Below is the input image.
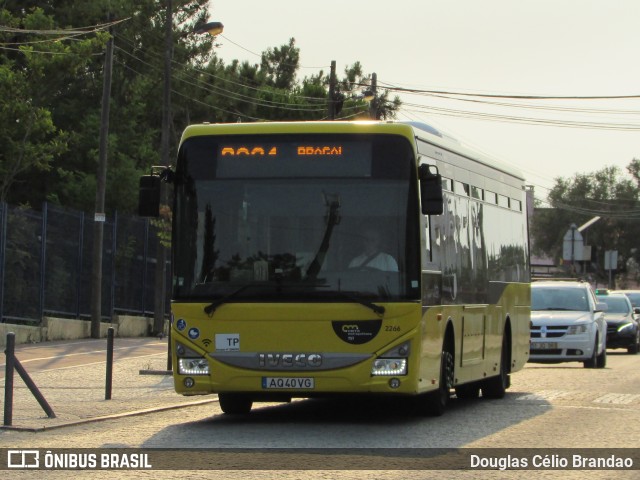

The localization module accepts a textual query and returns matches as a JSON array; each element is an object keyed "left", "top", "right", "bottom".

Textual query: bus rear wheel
[
  {"left": 218, "top": 393, "right": 253, "bottom": 415},
  {"left": 482, "top": 334, "right": 510, "bottom": 399}
]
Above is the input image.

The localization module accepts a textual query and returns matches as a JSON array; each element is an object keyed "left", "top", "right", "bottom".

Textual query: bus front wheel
[
  {"left": 421, "top": 345, "right": 454, "bottom": 416},
  {"left": 218, "top": 393, "right": 253, "bottom": 415}
]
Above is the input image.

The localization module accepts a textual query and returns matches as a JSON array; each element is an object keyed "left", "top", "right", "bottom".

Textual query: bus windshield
[{"left": 172, "top": 133, "right": 420, "bottom": 303}]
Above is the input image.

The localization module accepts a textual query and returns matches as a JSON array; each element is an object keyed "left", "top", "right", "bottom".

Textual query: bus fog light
[
  {"left": 371, "top": 358, "right": 407, "bottom": 376},
  {"left": 388, "top": 378, "right": 401, "bottom": 388},
  {"left": 178, "top": 358, "right": 210, "bottom": 375},
  {"left": 184, "top": 377, "right": 195, "bottom": 388}
]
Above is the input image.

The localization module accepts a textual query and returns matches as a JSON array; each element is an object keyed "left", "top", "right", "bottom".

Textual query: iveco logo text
[{"left": 258, "top": 353, "right": 322, "bottom": 368}]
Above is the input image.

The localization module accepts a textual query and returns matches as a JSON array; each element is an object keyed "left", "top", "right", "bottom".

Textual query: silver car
[{"left": 530, "top": 281, "right": 607, "bottom": 368}]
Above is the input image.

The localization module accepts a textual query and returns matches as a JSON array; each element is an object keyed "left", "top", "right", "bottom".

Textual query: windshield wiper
[
  {"left": 305, "top": 193, "right": 341, "bottom": 280},
  {"left": 335, "top": 291, "right": 385, "bottom": 316},
  {"left": 204, "top": 285, "right": 253, "bottom": 316}
]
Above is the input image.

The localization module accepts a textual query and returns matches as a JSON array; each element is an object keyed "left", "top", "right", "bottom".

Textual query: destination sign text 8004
[{"left": 220, "top": 145, "right": 344, "bottom": 157}]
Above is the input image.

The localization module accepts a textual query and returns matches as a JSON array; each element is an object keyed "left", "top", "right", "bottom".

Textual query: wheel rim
[{"left": 442, "top": 350, "right": 454, "bottom": 393}]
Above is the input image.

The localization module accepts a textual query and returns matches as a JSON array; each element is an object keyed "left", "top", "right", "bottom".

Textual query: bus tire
[
  {"left": 218, "top": 393, "right": 253, "bottom": 415},
  {"left": 423, "top": 340, "right": 454, "bottom": 416},
  {"left": 482, "top": 334, "right": 510, "bottom": 399}
]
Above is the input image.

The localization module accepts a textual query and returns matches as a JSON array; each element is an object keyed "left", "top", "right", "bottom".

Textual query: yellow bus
[{"left": 139, "top": 120, "right": 530, "bottom": 415}]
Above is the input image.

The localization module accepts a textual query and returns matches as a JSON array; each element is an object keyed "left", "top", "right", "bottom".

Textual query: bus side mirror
[
  {"left": 419, "top": 164, "right": 443, "bottom": 215},
  {"left": 138, "top": 175, "right": 161, "bottom": 217}
]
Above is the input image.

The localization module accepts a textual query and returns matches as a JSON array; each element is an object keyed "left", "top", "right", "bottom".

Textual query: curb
[{"left": 0, "top": 398, "right": 218, "bottom": 433}]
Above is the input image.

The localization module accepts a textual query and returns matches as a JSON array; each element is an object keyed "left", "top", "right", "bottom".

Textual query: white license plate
[
  {"left": 533, "top": 342, "right": 558, "bottom": 349},
  {"left": 262, "top": 377, "right": 315, "bottom": 389}
]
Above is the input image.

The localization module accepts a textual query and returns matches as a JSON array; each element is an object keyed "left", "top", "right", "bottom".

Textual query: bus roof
[{"left": 180, "top": 120, "right": 524, "bottom": 182}]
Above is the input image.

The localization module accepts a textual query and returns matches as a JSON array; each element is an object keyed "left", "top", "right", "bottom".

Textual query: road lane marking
[
  {"left": 0, "top": 353, "right": 168, "bottom": 376},
  {"left": 593, "top": 393, "right": 640, "bottom": 404},
  {"left": 0, "top": 345, "right": 167, "bottom": 368},
  {"left": 516, "top": 390, "right": 569, "bottom": 401}
]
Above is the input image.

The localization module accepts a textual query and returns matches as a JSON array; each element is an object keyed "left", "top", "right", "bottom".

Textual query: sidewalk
[{"left": 0, "top": 352, "right": 217, "bottom": 432}]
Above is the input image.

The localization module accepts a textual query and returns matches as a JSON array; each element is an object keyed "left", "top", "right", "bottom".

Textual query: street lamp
[{"left": 195, "top": 21, "right": 224, "bottom": 36}]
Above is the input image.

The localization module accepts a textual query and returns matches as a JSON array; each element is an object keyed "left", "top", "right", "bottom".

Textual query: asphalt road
[
  {"left": 0, "top": 337, "right": 169, "bottom": 379},
  {"left": 1, "top": 343, "right": 639, "bottom": 479}
]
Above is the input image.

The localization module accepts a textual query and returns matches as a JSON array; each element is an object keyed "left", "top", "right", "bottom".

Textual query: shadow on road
[{"left": 140, "top": 390, "right": 548, "bottom": 449}]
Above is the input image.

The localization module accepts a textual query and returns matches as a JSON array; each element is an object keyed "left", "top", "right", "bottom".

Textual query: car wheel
[
  {"left": 596, "top": 343, "right": 607, "bottom": 369},
  {"left": 218, "top": 393, "right": 253, "bottom": 415},
  {"left": 627, "top": 332, "right": 640, "bottom": 354},
  {"left": 583, "top": 337, "right": 598, "bottom": 368}
]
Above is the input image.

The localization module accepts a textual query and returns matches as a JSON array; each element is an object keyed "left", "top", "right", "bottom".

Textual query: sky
[{"left": 208, "top": 0, "right": 640, "bottom": 203}]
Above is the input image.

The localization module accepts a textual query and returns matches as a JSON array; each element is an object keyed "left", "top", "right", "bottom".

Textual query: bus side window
[{"left": 419, "top": 164, "right": 444, "bottom": 215}]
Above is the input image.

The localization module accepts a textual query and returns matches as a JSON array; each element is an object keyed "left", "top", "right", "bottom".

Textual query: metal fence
[{"left": 0, "top": 202, "right": 169, "bottom": 325}]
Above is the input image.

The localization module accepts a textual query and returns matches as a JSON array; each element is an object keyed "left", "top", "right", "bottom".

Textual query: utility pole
[
  {"left": 90, "top": 22, "right": 114, "bottom": 339},
  {"left": 153, "top": 0, "right": 172, "bottom": 336},
  {"left": 328, "top": 60, "right": 336, "bottom": 120},
  {"left": 369, "top": 72, "right": 378, "bottom": 119}
]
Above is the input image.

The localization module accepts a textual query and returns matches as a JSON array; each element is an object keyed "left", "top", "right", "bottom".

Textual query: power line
[
  {"left": 400, "top": 103, "right": 640, "bottom": 131},
  {"left": 219, "top": 34, "right": 331, "bottom": 70},
  {"left": 0, "top": 18, "right": 129, "bottom": 36},
  {"left": 375, "top": 81, "right": 640, "bottom": 100},
  {"left": 115, "top": 34, "right": 330, "bottom": 106},
  {"left": 114, "top": 45, "right": 328, "bottom": 113},
  {"left": 421, "top": 92, "right": 640, "bottom": 116}
]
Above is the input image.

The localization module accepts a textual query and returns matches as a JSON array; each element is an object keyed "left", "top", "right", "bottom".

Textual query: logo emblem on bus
[
  {"left": 258, "top": 353, "right": 322, "bottom": 369},
  {"left": 540, "top": 325, "right": 548, "bottom": 338},
  {"left": 332, "top": 320, "right": 382, "bottom": 344}
]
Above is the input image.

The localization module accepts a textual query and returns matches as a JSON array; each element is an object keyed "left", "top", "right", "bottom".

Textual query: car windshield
[
  {"left": 599, "top": 296, "right": 630, "bottom": 314},
  {"left": 532, "top": 286, "right": 589, "bottom": 311},
  {"left": 623, "top": 292, "right": 640, "bottom": 307}
]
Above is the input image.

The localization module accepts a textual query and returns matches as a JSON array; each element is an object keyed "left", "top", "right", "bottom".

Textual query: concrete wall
[{"left": 0, "top": 315, "right": 160, "bottom": 348}]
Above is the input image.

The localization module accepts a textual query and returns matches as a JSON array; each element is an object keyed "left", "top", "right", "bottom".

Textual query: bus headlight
[
  {"left": 178, "top": 358, "right": 210, "bottom": 375},
  {"left": 371, "top": 341, "right": 410, "bottom": 376},
  {"left": 371, "top": 358, "right": 407, "bottom": 376}
]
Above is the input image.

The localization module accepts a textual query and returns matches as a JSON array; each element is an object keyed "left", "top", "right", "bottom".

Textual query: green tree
[
  {"left": 531, "top": 163, "right": 640, "bottom": 281},
  {"left": 0, "top": 2, "right": 401, "bottom": 214},
  {"left": 260, "top": 37, "right": 299, "bottom": 90}
]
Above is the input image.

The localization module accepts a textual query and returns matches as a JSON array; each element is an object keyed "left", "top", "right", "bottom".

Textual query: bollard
[
  {"left": 3, "top": 332, "right": 55, "bottom": 424},
  {"left": 3, "top": 332, "right": 15, "bottom": 426},
  {"left": 105, "top": 327, "right": 114, "bottom": 400}
]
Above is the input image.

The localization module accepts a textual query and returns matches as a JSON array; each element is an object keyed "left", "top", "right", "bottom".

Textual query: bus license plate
[
  {"left": 534, "top": 342, "right": 558, "bottom": 349},
  {"left": 262, "top": 377, "right": 315, "bottom": 389}
]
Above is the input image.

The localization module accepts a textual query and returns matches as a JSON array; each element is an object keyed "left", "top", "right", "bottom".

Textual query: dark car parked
[{"left": 597, "top": 291, "right": 640, "bottom": 354}]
